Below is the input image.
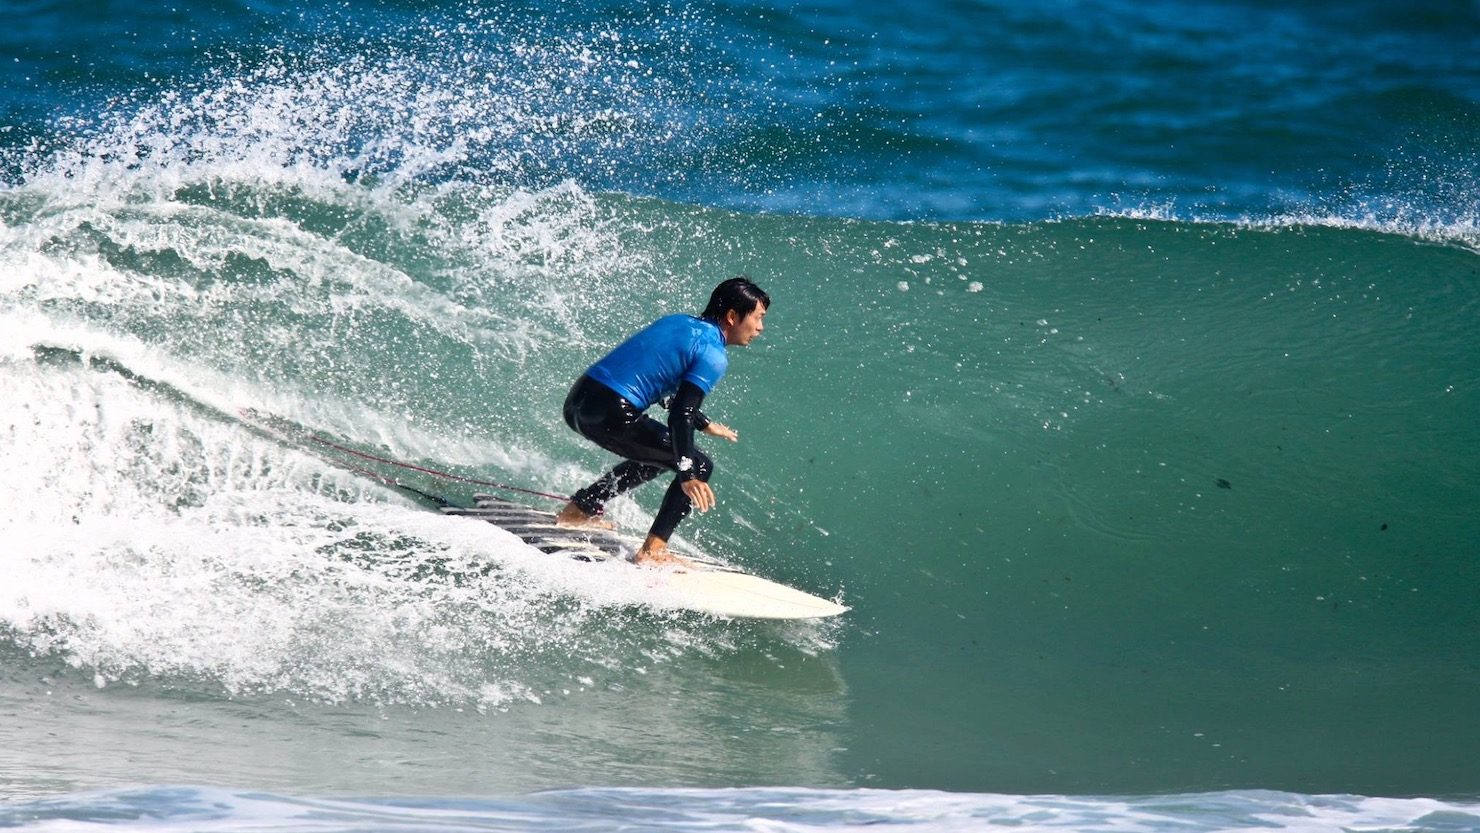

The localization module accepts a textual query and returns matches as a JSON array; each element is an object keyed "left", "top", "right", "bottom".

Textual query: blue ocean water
[
  {"left": 6, "top": 0, "right": 1478, "bottom": 225},
  {"left": 3, "top": 0, "right": 1479, "bottom": 830}
]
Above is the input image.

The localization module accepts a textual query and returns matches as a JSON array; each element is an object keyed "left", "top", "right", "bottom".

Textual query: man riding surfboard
[{"left": 556, "top": 277, "right": 769, "bottom": 566}]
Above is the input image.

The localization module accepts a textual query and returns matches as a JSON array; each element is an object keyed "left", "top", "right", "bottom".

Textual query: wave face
[{"left": 2, "top": 0, "right": 1478, "bottom": 818}]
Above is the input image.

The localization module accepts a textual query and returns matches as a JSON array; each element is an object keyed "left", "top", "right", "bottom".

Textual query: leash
[
  {"left": 240, "top": 408, "right": 566, "bottom": 504},
  {"left": 304, "top": 434, "right": 568, "bottom": 503}
]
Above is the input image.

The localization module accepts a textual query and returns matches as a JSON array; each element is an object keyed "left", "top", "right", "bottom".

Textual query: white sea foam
[
  {"left": 1093, "top": 203, "right": 1480, "bottom": 253},
  {"left": 0, "top": 317, "right": 812, "bottom": 708},
  {"left": 2, "top": 786, "right": 1476, "bottom": 833},
  {"left": 0, "top": 50, "right": 798, "bottom": 705}
]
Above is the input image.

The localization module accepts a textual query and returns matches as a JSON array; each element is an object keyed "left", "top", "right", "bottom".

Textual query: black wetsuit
[
  {"left": 563, "top": 376, "right": 714, "bottom": 541},
  {"left": 562, "top": 314, "right": 728, "bottom": 542}
]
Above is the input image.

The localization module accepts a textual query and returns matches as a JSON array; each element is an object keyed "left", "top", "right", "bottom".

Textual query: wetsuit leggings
[{"left": 563, "top": 375, "right": 714, "bottom": 542}]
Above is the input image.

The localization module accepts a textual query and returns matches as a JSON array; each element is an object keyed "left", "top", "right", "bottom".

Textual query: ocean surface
[{"left": 3, "top": 0, "right": 1480, "bottom": 830}]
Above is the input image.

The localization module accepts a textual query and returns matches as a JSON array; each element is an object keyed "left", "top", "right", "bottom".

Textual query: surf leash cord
[
  {"left": 239, "top": 408, "right": 567, "bottom": 504},
  {"left": 305, "top": 434, "right": 568, "bottom": 503}
]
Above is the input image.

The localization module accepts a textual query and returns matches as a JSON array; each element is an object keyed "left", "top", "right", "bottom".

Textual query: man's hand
[
  {"left": 703, "top": 422, "right": 738, "bottom": 442},
  {"left": 682, "top": 479, "right": 717, "bottom": 512}
]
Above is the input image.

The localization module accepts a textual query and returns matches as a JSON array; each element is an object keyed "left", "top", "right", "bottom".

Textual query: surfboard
[
  {"left": 445, "top": 495, "right": 848, "bottom": 620},
  {"left": 232, "top": 408, "right": 845, "bottom": 620}
]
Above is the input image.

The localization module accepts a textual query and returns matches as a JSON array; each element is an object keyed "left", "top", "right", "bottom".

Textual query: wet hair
[{"left": 700, "top": 276, "right": 770, "bottom": 322}]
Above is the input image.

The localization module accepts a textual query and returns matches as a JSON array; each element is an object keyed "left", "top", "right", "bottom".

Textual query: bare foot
[
  {"left": 633, "top": 545, "right": 694, "bottom": 570},
  {"left": 554, "top": 502, "right": 616, "bottom": 530}
]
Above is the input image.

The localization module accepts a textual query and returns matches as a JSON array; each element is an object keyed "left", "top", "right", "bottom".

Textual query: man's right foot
[
  {"left": 633, "top": 546, "right": 694, "bottom": 569},
  {"left": 555, "top": 502, "right": 616, "bottom": 530}
]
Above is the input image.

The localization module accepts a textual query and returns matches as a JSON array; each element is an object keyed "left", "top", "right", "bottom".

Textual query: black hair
[{"left": 700, "top": 276, "right": 770, "bottom": 322}]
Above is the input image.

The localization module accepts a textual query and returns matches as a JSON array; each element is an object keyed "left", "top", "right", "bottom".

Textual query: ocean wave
[{"left": 2, "top": 785, "right": 1477, "bottom": 833}]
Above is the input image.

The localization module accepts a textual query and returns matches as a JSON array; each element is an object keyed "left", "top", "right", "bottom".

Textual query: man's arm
[
  {"left": 668, "top": 381, "right": 710, "bottom": 479},
  {"left": 673, "top": 381, "right": 734, "bottom": 513}
]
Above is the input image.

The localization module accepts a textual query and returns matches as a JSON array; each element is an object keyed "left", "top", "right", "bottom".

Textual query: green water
[
  {"left": 703, "top": 215, "right": 1480, "bottom": 793},
  {"left": 3, "top": 178, "right": 1478, "bottom": 795}
]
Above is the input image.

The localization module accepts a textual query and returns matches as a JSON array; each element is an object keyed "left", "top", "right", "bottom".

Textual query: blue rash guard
[
  {"left": 564, "top": 314, "right": 729, "bottom": 541},
  {"left": 584, "top": 314, "right": 728, "bottom": 409}
]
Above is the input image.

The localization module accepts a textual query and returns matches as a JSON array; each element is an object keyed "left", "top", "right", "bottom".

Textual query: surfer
[{"left": 556, "top": 277, "right": 769, "bottom": 567}]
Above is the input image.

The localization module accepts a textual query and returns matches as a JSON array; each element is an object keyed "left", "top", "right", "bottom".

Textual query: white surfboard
[{"left": 446, "top": 495, "right": 848, "bottom": 620}]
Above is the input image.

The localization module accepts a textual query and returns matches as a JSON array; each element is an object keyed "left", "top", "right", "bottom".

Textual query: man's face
[{"left": 726, "top": 304, "right": 767, "bottom": 346}]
